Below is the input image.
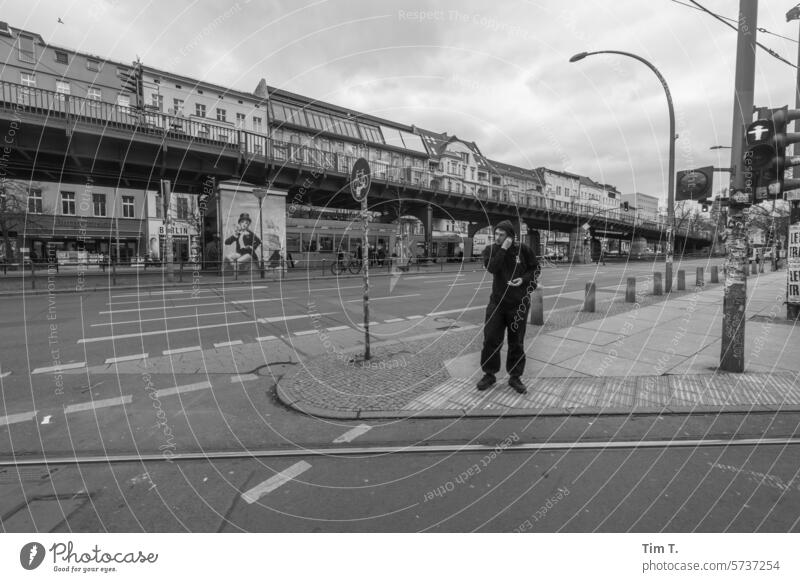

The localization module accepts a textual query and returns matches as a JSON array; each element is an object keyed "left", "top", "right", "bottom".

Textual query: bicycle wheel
[
  {"left": 348, "top": 259, "right": 362, "bottom": 274},
  {"left": 330, "top": 261, "right": 343, "bottom": 276}
]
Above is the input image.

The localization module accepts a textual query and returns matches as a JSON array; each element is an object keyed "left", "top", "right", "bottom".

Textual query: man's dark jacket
[
  {"left": 224, "top": 230, "right": 261, "bottom": 255},
  {"left": 482, "top": 243, "right": 540, "bottom": 306}
]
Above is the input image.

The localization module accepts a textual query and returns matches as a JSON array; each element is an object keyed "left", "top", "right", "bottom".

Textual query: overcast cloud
[{"left": 3, "top": 0, "right": 799, "bottom": 208}]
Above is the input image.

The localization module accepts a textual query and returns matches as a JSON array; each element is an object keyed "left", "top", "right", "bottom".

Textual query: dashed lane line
[
  {"left": 293, "top": 330, "right": 318, "bottom": 336},
  {"left": 345, "top": 293, "right": 420, "bottom": 303},
  {"left": 256, "top": 335, "right": 279, "bottom": 342},
  {"left": 0, "top": 411, "right": 37, "bottom": 427},
  {"left": 231, "top": 374, "right": 260, "bottom": 383},
  {"left": 163, "top": 346, "right": 202, "bottom": 356},
  {"left": 92, "top": 310, "right": 246, "bottom": 327},
  {"left": 383, "top": 318, "right": 405, "bottom": 323},
  {"left": 99, "top": 297, "right": 294, "bottom": 315},
  {"left": 105, "top": 353, "right": 148, "bottom": 365},
  {"left": 31, "top": 362, "right": 87, "bottom": 375},
  {"left": 241, "top": 461, "right": 313, "bottom": 504},
  {"left": 64, "top": 395, "right": 132, "bottom": 414},
  {"left": 154, "top": 381, "right": 212, "bottom": 399},
  {"left": 111, "top": 286, "right": 269, "bottom": 299},
  {"left": 333, "top": 424, "right": 373, "bottom": 444},
  {"left": 214, "top": 340, "right": 243, "bottom": 348},
  {"left": 427, "top": 306, "right": 484, "bottom": 317},
  {"left": 0, "top": 371, "right": 11, "bottom": 379}
]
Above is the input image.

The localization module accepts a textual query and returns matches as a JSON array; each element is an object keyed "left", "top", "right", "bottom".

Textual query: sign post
[{"left": 350, "top": 158, "right": 372, "bottom": 360}]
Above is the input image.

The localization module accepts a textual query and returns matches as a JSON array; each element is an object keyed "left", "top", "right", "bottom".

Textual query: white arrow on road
[{"left": 333, "top": 424, "right": 373, "bottom": 444}]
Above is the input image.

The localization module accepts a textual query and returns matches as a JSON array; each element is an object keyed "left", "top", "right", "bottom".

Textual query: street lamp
[
  {"left": 252, "top": 188, "right": 267, "bottom": 279},
  {"left": 570, "top": 50, "right": 676, "bottom": 291}
]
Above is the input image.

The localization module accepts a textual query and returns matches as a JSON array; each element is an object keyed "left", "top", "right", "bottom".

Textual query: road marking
[
  {"left": 445, "top": 281, "right": 492, "bottom": 287},
  {"left": 0, "top": 411, "right": 37, "bottom": 427},
  {"left": 64, "top": 395, "right": 132, "bottom": 414},
  {"left": 31, "top": 361, "right": 87, "bottom": 375},
  {"left": 92, "top": 310, "right": 246, "bottom": 327},
  {"left": 294, "top": 329, "right": 318, "bottom": 336},
  {"left": 0, "top": 371, "right": 11, "bottom": 378},
  {"left": 345, "top": 293, "right": 420, "bottom": 303},
  {"left": 383, "top": 318, "right": 405, "bottom": 323},
  {"left": 41, "top": 415, "right": 52, "bottom": 425},
  {"left": 163, "top": 346, "right": 202, "bottom": 356},
  {"left": 413, "top": 274, "right": 466, "bottom": 281},
  {"left": 307, "top": 285, "right": 362, "bottom": 292},
  {"left": 99, "top": 297, "right": 293, "bottom": 315},
  {"left": 111, "top": 286, "right": 269, "bottom": 299},
  {"left": 214, "top": 340, "right": 243, "bottom": 348},
  {"left": 427, "top": 306, "right": 484, "bottom": 316},
  {"left": 326, "top": 325, "right": 351, "bottom": 332},
  {"left": 154, "top": 381, "right": 212, "bottom": 398},
  {"left": 105, "top": 353, "right": 148, "bottom": 365},
  {"left": 241, "top": 461, "right": 312, "bottom": 504},
  {"left": 406, "top": 315, "right": 424, "bottom": 320},
  {"left": 256, "top": 335, "right": 278, "bottom": 342},
  {"left": 257, "top": 313, "right": 334, "bottom": 324},
  {"left": 333, "top": 424, "right": 372, "bottom": 443},
  {"left": 231, "top": 374, "right": 260, "bottom": 383}
]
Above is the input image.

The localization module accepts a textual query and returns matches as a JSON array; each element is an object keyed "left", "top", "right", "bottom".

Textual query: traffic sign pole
[{"left": 350, "top": 158, "right": 372, "bottom": 361}]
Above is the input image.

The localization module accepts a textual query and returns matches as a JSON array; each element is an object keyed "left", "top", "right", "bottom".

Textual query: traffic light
[
  {"left": 622, "top": 201, "right": 629, "bottom": 211},
  {"left": 745, "top": 107, "right": 800, "bottom": 201},
  {"left": 118, "top": 60, "right": 142, "bottom": 101}
]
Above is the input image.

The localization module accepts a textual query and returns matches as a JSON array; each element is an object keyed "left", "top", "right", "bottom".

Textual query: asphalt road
[{"left": 5, "top": 256, "right": 795, "bottom": 533}]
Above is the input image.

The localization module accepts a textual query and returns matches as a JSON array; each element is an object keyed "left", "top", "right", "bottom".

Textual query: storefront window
[
  {"left": 301, "top": 234, "right": 317, "bottom": 252},
  {"left": 286, "top": 233, "right": 301, "bottom": 253},
  {"left": 318, "top": 235, "right": 333, "bottom": 253}
]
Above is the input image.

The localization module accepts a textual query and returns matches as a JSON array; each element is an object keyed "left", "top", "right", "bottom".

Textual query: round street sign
[{"left": 350, "top": 158, "right": 371, "bottom": 202}]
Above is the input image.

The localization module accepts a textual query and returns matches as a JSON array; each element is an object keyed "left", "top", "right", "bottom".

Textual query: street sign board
[
  {"left": 786, "top": 190, "right": 800, "bottom": 201},
  {"left": 788, "top": 223, "right": 800, "bottom": 305},
  {"left": 350, "top": 158, "right": 371, "bottom": 202},
  {"left": 676, "top": 166, "right": 713, "bottom": 201}
]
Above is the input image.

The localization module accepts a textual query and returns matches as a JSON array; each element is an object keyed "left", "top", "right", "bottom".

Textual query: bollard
[
  {"left": 112, "top": 261, "right": 117, "bottom": 286},
  {"left": 750, "top": 262, "right": 757, "bottom": 275},
  {"left": 583, "top": 282, "right": 596, "bottom": 312},
  {"left": 758, "top": 261, "right": 764, "bottom": 274},
  {"left": 234, "top": 259, "right": 238, "bottom": 280},
  {"left": 179, "top": 261, "right": 184, "bottom": 283},
  {"left": 677, "top": 270, "right": 685, "bottom": 291},
  {"left": 30, "top": 260, "right": 36, "bottom": 290},
  {"left": 696, "top": 266, "right": 704, "bottom": 287},
  {"left": 529, "top": 287, "right": 544, "bottom": 325},
  {"left": 653, "top": 272, "right": 662, "bottom": 296},
  {"left": 625, "top": 277, "right": 636, "bottom": 303},
  {"left": 711, "top": 265, "right": 719, "bottom": 283}
]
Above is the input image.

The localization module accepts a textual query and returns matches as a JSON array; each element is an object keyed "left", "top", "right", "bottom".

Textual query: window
[
  {"left": 20, "top": 72, "right": 35, "bottom": 87},
  {"left": 359, "top": 124, "right": 382, "bottom": 143},
  {"left": 56, "top": 80, "right": 70, "bottom": 95},
  {"left": 176, "top": 197, "right": 189, "bottom": 220},
  {"left": 252, "top": 116, "right": 262, "bottom": 132},
  {"left": 61, "top": 192, "right": 76, "bottom": 215},
  {"left": 151, "top": 94, "right": 163, "bottom": 111},
  {"left": 236, "top": 113, "right": 246, "bottom": 128},
  {"left": 87, "top": 87, "right": 101, "bottom": 101},
  {"left": 86, "top": 58, "right": 99, "bottom": 71},
  {"left": 172, "top": 98, "right": 184, "bottom": 114},
  {"left": 122, "top": 196, "right": 134, "bottom": 218},
  {"left": 305, "top": 110, "right": 333, "bottom": 132},
  {"left": 116, "top": 95, "right": 130, "bottom": 108},
  {"left": 154, "top": 195, "right": 162, "bottom": 218},
  {"left": 92, "top": 193, "right": 106, "bottom": 217},
  {"left": 195, "top": 103, "right": 206, "bottom": 117},
  {"left": 27, "top": 189, "right": 42, "bottom": 214},
  {"left": 318, "top": 235, "right": 333, "bottom": 253},
  {"left": 54, "top": 50, "right": 68, "bottom": 64},
  {"left": 18, "top": 35, "right": 35, "bottom": 63},
  {"left": 216, "top": 108, "right": 226, "bottom": 122},
  {"left": 271, "top": 103, "right": 302, "bottom": 125},
  {"left": 286, "top": 233, "right": 301, "bottom": 253}
]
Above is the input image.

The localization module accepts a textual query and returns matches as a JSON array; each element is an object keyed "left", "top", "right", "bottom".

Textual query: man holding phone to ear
[{"left": 477, "top": 220, "right": 541, "bottom": 394}]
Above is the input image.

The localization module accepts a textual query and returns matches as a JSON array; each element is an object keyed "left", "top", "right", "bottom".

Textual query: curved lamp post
[{"left": 570, "top": 50, "right": 676, "bottom": 290}]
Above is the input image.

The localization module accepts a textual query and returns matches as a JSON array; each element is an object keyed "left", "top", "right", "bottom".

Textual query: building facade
[{"left": 621, "top": 192, "right": 659, "bottom": 221}]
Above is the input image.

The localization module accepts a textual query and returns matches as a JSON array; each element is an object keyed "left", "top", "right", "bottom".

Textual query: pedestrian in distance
[{"left": 477, "top": 220, "right": 541, "bottom": 394}]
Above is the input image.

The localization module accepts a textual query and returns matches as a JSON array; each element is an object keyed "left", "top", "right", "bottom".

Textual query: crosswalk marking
[
  {"left": 64, "top": 395, "right": 132, "bottom": 414},
  {"left": 241, "top": 461, "right": 312, "bottom": 504},
  {"left": 0, "top": 410, "right": 37, "bottom": 427},
  {"left": 163, "top": 346, "right": 202, "bottom": 356},
  {"left": 105, "top": 353, "right": 148, "bottom": 365},
  {"left": 154, "top": 381, "right": 212, "bottom": 398},
  {"left": 333, "top": 424, "right": 372, "bottom": 443},
  {"left": 31, "top": 361, "right": 87, "bottom": 375},
  {"left": 214, "top": 340, "right": 243, "bottom": 348}
]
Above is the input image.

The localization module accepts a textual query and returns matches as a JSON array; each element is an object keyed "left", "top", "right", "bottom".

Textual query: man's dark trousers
[{"left": 480, "top": 299, "right": 530, "bottom": 378}]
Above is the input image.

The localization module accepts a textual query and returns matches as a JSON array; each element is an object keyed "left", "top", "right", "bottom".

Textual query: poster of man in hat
[{"left": 224, "top": 212, "right": 261, "bottom": 269}]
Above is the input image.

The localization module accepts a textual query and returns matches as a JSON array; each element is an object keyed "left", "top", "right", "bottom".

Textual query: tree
[{"left": 0, "top": 180, "right": 50, "bottom": 262}]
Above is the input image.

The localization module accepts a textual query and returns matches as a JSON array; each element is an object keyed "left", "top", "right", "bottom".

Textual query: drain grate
[{"left": 0, "top": 467, "right": 56, "bottom": 484}]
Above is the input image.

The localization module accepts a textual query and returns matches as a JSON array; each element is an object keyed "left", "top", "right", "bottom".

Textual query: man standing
[
  {"left": 224, "top": 213, "right": 261, "bottom": 270},
  {"left": 477, "top": 220, "right": 540, "bottom": 394}
]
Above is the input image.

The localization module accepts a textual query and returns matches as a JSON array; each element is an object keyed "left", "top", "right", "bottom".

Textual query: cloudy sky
[{"left": 4, "top": 0, "right": 799, "bottom": 207}]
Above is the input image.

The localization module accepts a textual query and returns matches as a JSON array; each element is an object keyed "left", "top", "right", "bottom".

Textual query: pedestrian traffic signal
[
  {"left": 746, "top": 107, "right": 800, "bottom": 200},
  {"left": 622, "top": 201, "right": 629, "bottom": 211}
]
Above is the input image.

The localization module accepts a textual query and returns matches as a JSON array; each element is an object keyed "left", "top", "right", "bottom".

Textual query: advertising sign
[{"left": 788, "top": 223, "right": 800, "bottom": 305}]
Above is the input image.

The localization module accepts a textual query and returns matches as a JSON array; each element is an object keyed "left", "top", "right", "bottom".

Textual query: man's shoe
[
  {"left": 509, "top": 376, "right": 527, "bottom": 394},
  {"left": 476, "top": 374, "right": 496, "bottom": 391}
]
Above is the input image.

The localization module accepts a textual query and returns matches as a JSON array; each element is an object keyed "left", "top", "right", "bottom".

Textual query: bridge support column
[
  {"left": 424, "top": 204, "right": 433, "bottom": 259},
  {"left": 568, "top": 228, "right": 586, "bottom": 264}
]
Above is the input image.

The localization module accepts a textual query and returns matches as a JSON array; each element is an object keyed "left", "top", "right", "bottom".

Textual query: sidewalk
[{"left": 276, "top": 269, "right": 800, "bottom": 419}]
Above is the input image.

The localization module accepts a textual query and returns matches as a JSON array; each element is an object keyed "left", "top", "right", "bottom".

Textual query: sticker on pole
[{"left": 350, "top": 158, "right": 371, "bottom": 202}]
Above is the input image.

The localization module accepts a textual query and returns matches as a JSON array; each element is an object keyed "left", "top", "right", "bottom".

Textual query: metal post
[
  {"left": 626, "top": 277, "right": 636, "bottom": 302},
  {"left": 258, "top": 196, "right": 265, "bottom": 279},
  {"left": 677, "top": 270, "right": 685, "bottom": 291},
  {"left": 696, "top": 266, "right": 705, "bottom": 287},
  {"left": 583, "top": 282, "right": 596, "bottom": 312},
  {"left": 653, "top": 272, "right": 663, "bottom": 295},
  {"left": 711, "top": 265, "right": 719, "bottom": 283},
  {"left": 529, "top": 287, "right": 544, "bottom": 325},
  {"left": 721, "top": 0, "right": 757, "bottom": 373},
  {"left": 362, "top": 197, "right": 370, "bottom": 360},
  {"left": 789, "top": 11, "right": 800, "bottom": 321}
]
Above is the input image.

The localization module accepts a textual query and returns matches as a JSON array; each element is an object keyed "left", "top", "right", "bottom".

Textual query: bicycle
[{"left": 330, "top": 255, "right": 363, "bottom": 275}]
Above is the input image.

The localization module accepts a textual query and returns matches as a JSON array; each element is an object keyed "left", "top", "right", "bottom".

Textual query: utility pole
[
  {"left": 789, "top": 5, "right": 800, "bottom": 320},
  {"left": 720, "top": 0, "right": 758, "bottom": 373}
]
